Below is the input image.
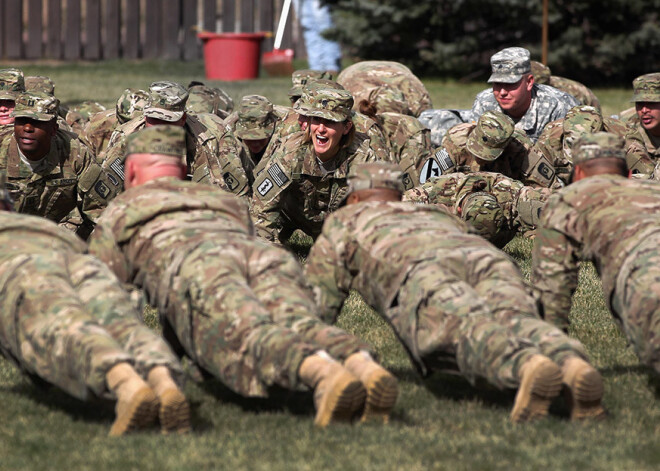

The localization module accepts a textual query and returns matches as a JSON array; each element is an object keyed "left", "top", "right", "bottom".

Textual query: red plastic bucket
[{"left": 198, "top": 32, "right": 267, "bottom": 81}]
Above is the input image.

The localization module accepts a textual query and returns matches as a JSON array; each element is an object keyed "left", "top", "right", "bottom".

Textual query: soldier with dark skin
[
  {"left": 532, "top": 132, "right": 660, "bottom": 376},
  {"left": 304, "top": 162, "right": 604, "bottom": 422},
  {"left": 0, "top": 177, "right": 189, "bottom": 436},
  {"left": 630, "top": 73, "right": 660, "bottom": 164},
  {"left": 88, "top": 126, "right": 398, "bottom": 427}
]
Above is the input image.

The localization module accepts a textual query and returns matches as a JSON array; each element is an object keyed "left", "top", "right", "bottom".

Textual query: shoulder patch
[
  {"left": 537, "top": 161, "right": 555, "bottom": 180},
  {"left": 267, "top": 163, "right": 290, "bottom": 187},
  {"left": 94, "top": 180, "right": 111, "bottom": 199},
  {"left": 257, "top": 178, "right": 274, "bottom": 196},
  {"left": 419, "top": 149, "right": 454, "bottom": 183}
]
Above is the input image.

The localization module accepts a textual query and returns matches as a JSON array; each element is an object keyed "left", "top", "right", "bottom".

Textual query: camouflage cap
[
  {"left": 186, "top": 83, "right": 233, "bottom": 116},
  {"left": 235, "top": 95, "right": 276, "bottom": 140},
  {"left": 488, "top": 47, "right": 531, "bottom": 84},
  {"left": 288, "top": 69, "right": 334, "bottom": 98},
  {"left": 466, "top": 110, "right": 515, "bottom": 161},
  {"left": 459, "top": 191, "right": 505, "bottom": 240},
  {"left": 11, "top": 92, "right": 59, "bottom": 121},
  {"left": 0, "top": 68, "right": 25, "bottom": 100},
  {"left": 367, "top": 84, "right": 411, "bottom": 115},
  {"left": 573, "top": 132, "right": 625, "bottom": 165},
  {"left": 294, "top": 86, "right": 354, "bottom": 122},
  {"left": 346, "top": 162, "right": 404, "bottom": 195},
  {"left": 24, "top": 75, "right": 55, "bottom": 95},
  {"left": 144, "top": 81, "right": 188, "bottom": 122},
  {"left": 631, "top": 73, "right": 660, "bottom": 103},
  {"left": 563, "top": 105, "right": 603, "bottom": 134},
  {"left": 116, "top": 88, "right": 148, "bottom": 123},
  {"left": 68, "top": 101, "right": 106, "bottom": 119},
  {"left": 530, "top": 61, "right": 551, "bottom": 85},
  {"left": 125, "top": 125, "right": 186, "bottom": 159}
]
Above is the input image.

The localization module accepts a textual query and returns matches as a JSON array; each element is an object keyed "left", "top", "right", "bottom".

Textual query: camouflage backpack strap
[{"left": 186, "top": 113, "right": 217, "bottom": 144}]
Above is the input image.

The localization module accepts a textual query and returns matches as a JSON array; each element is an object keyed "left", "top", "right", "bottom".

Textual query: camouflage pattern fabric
[
  {"left": 186, "top": 83, "right": 233, "bottom": 118},
  {"left": 377, "top": 112, "right": 433, "bottom": 189},
  {"left": 631, "top": 73, "right": 660, "bottom": 103},
  {"left": 0, "top": 68, "right": 25, "bottom": 100},
  {"left": 471, "top": 83, "right": 579, "bottom": 142},
  {"left": 88, "top": 178, "right": 371, "bottom": 397},
  {"left": 337, "top": 61, "right": 433, "bottom": 117},
  {"left": 249, "top": 130, "right": 380, "bottom": 243},
  {"left": 24, "top": 75, "right": 54, "bottom": 96},
  {"left": 288, "top": 69, "right": 334, "bottom": 100},
  {"left": 417, "top": 108, "right": 475, "bottom": 148},
  {"left": 531, "top": 174, "right": 660, "bottom": 371},
  {"left": 144, "top": 81, "right": 188, "bottom": 122},
  {"left": 530, "top": 61, "right": 601, "bottom": 111},
  {"left": 304, "top": 201, "right": 587, "bottom": 383},
  {"left": 65, "top": 101, "right": 107, "bottom": 135},
  {"left": 533, "top": 106, "right": 654, "bottom": 180},
  {"left": 617, "top": 107, "right": 639, "bottom": 125},
  {"left": 487, "top": 47, "right": 531, "bottom": 84},
  {"left": 403, "top": 171, "right": 551, "bottom": 247},
  {"left": 0, "top": 211, "right": 182, "bottom": 401},
  {"left": 417, "top": 121, "right": 558, "bottom": 188}
]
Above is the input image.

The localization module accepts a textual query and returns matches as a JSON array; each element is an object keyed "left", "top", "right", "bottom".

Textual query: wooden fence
[{"left": 0, "top": 0, "right": 305, "bottom": 61}]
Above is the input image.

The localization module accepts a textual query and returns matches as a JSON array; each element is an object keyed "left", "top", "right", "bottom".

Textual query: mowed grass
[{"left": 0, "top": 60, "right": 657, "bottom": 471}]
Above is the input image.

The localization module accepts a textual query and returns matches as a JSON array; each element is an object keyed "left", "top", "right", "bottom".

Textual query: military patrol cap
[
  {"left": 0, "top": 68, "right": 26, "bottom": 100},
  {"left": 116, "top": 88, "right": 148, "bottom": 123},
  {"left": 125, "top": 125, "right": 186, "bottom": 159},
  {"left": 294, "top": 86, "right": 354, "bottom": 122},
  {"left": 346, "top": 162, "right": 404, "bottom": 195},
  {"left": 488, "top": 47, "right": 532, "bottom": 84},
  {"left": 631, "top": 73, "right": 660, "bottom": 103},
  {"left": 144, "top": 81, "right": 188, "bottom": 122},
  {"left": 466, "top": 110, "right": 515, "bottom": 161},
  {"left": 573, "top": 132, "right": 626, "bottom": 165},
  {"left": 459, "top": 191, "right": 505, "bottom": 240},
  {"left": 11, "top": 92, "right": 59, "bottom": 121},
  {"left": 24, "top": 75, "right": 55, "bottom": 96},
  {"left": 530, "top": 61, "right": 551, "bottom": 85},
  {"left": 288, "top": 69, "right": 334, "bottom": 98},
  {"left": 235, "top": 95, "right": 276, "bottom": 140}
]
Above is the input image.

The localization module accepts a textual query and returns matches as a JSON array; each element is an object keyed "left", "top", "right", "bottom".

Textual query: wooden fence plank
[
  {"left": 202, "top": 0, "right": 216, "bottom": 33},
  {"left": 123, "top": 0, "right": 140, "bottom": 59},
  {"left": 104, "top": 0, "right": 120, "bottom": 59},
  {"left": 5, "top": 0, "right": 23, "bottom": 59},
  {"left": 64, "top": 0, "right": 81, "bottom": 60},
  {"left": 161, "top": 0, "right": 181, "bottom": 59},
  {"left": 241, "top": 0, "right": 254, "bottom": 32},
  {"left": 259, "top": 0, "right": 274, "bottom": 51},
  {"left": 0, "top": 1, "right": 4, "bottom": 58},
  {"left": 84, "top": 0, "right": 101, "bottom": 59},
  {"left": 222, "top": 0, "right": 235, "bottom": 33},
  {"left": 182, "top": 0, "right": 199, "bottom": 60},
  {"left": 26, "top": 0, "right": 43, "bottom": 59},
  {"left": 46, "top": 0, "right": 62, "bottom": 59},
  {"left": 143, "top": 0, "right": 161, "bottom": 58}
]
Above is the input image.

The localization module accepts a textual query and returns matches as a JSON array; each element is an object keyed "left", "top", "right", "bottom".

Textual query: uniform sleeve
[
  {"left": 623, "top": 127, "right": 654, "bottom": 175},
  {"left": 530, "top": 211, "right": 580, "bottom": 331},
  {"left": 88, "top": 221, "right": 132, "bottom": 284},
  {"left": 249, "top": 162, "right": 287, "bottom": 243},
  {"left": 304, "top": 227, "right": 351, "bottom": 324}
]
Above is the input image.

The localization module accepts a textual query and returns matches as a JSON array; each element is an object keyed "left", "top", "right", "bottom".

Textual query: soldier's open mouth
[{"left": 316, "top": 135, "right": 328, "bottom": 144}]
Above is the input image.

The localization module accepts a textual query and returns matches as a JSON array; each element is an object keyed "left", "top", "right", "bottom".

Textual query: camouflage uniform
[
  {"left": 617, "top": 107, "right": 639, "bottom": 126},
  {"left": 533, "top": 105, "right": 654, "bottom": 181},
  {"left": 250, "top": 87, "right": 381, "bottom": 243},
  {"left": 186, "top": 81, "right": 233, "bottom": 119},
  {"left": 532, "top": 133, "right": 660, "bottom": 372},
  {"left": 530, "top": 61, "right": 601, "bottom": 111},
  {"left": 337, "top": 61, "right": 433, "bottom": 117},
  {"left": 404, "top": 171, "right": 551, "bottom": 247},
  {"left": 417, "top": 110, "right": 558, "bottom": 188},
  {"left": 88, "top": 128, "right": 372, "bottom": 396},
  {"left": 80, "top": 88, "right": 148, "bottom": 157},
  {"left": 304, "top": 163, "right": 587, "bottom": 383},
  {"left": 0, "top": 68, "right": 25, "bottom": 140},
  {"left": 65, "top": 101, "right": 106, "bottom": 135},
  {"left": 288, "top": 69, "right": 334, "bottom": 103},
  {"left": 630, "top": 73, "right": 660, "bottom": 163},
  {"left": 471, "top": 48, "right": 579, "bottom": 142},
  {"left": 0, "top": 92, "right": 110, "bottom": 235},
  {"left": 96, "top": 81, "right": 252, "bottom": 202},
  {"left": 0, "top": 210, "right": 182, "bottom": 401},
  {"left": 24, "top": 75, "right": 54, "bottom": 95}
]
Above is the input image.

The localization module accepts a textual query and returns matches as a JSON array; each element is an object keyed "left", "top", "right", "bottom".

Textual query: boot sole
[
  {"left": 567, "top": 367, "right": 606, "bottom": 421},
  {"left": 511, "top": 359, "right": 562, "bottom": 423},
  {"left": 361, "top": 371, "right": 398, "bottom": 424},
  {"left": 109, "top": 387, "right": 159, "bottom": 436},
  {"left": 315, "top": 373, "right": 366, "bottom": 428},
  {"left": 159, "top": 388, "right": 192, "bottom": 434}
]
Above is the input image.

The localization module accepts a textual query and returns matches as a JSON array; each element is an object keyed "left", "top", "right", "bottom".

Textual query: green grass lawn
[{"left": 0, "top": 61, "right": 657, "bottom": 471}]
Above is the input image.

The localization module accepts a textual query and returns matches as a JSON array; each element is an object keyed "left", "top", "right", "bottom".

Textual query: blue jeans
[{"left": 295, "top": 0, "right": 342, "bottom": 71}]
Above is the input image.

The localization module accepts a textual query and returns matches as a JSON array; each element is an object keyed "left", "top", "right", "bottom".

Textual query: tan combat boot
[
  {"left": 106, "top": 362, "right": 159, "bottom": 436},
  {"left": 147, "top": 366, "right": 191, "bottom": 434},
  {"left": 344, "top": 351, "right": 398, "bottom": 423},
  {"left": 561, "top": 357, "right": 606, "bottom": 421},
  {"left": 511, "top": 354, "right": 563, "bottom": 423},
  {"left": 299, "top": 352, "right": 366, "bottom": 427}
]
